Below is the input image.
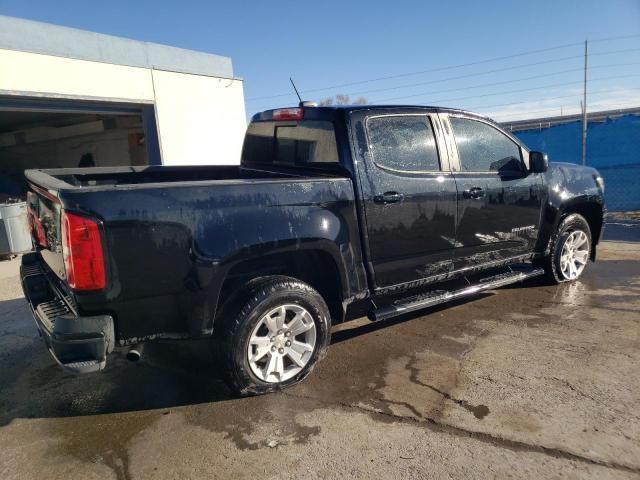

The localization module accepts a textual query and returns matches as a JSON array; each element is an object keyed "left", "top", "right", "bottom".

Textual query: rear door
[
  {"left": 441, "top": 114, "right": 544, "bottom": 270},
  {"left": 350, "top": 109, "right": 457, "bottom": 290}
]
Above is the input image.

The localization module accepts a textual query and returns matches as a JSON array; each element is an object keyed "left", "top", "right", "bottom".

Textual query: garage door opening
[{"left": 0, "top": 97, "right": 161, "bottom": 202}]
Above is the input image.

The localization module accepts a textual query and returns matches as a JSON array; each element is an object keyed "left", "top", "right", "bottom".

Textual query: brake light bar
[
  {"left": 272, "top": 107, "right": 304, "bottom": 121},
  {"left": 61, "top": 211, "right": 106, "bottom": 291}
]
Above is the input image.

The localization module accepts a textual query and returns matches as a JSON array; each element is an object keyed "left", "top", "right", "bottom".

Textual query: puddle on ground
[
  {"left": 47, "top": 411, "right": 158, "bottom": 480},
  {"left": 182, "top": 393, "right": 321, "bottom": 451},
  {"left": 404, "top": 351, "right": 491, "bottom": 420}
]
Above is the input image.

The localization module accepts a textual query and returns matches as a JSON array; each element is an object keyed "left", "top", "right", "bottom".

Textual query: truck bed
[{"left": 24, "top": 164, "right": 362, "bottom": 345}]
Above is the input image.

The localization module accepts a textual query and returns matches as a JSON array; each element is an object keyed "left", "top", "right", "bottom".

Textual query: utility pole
[{"left": 581, "top": 40, "right": 588, "bottom": 165}]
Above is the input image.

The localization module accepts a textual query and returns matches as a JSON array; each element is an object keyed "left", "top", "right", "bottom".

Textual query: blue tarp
[{"left": 513, "top": 114, "right": 640, "bottom": 211}]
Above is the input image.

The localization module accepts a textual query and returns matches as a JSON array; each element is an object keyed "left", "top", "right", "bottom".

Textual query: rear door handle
[
  {"left": 374, "top": 191, "right": 405, "bottom": 204},
  {"left": 463, "top": 187, "right": 485, "bottom": 199}
]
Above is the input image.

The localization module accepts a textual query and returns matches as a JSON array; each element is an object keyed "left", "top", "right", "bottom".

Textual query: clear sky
[{"left": 1, "top": 0, "right": 639, "bottom": 121}]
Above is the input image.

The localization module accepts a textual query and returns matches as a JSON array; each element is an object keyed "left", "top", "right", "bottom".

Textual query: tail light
[{"left": 61, "top": 211, "right": 106, "bottom": 291}]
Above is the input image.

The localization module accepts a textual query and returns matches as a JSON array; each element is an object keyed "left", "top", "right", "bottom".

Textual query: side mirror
[{"left": 530, "top": 151, "right": 548, "bottom": 173}]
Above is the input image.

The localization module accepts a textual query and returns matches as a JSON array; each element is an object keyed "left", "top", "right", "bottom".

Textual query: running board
[{"left": 369, "top": 266, "right": 545, "bottom": 322}]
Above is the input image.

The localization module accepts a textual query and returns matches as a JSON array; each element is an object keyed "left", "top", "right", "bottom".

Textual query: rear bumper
[{"left": 20, "top": 252, "right": 115, "bottom": 374}]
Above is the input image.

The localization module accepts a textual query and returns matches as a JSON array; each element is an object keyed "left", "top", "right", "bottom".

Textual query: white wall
[
  {"left": 0, "top": 48, "right": 154, "bottom": 102},
  {"left": 152, "top": 70, "right": 246, "bottom": 166},
  {"left": 0, "top": 48, "right": 246, "bottom": 166}
]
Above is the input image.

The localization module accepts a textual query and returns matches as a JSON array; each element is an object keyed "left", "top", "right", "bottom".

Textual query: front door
[
  {"left": 351, "top": 110, "right": 458, "bottom": 289},
  {"left": 444, "top": 115, "right": 544, "bottom": 270}
]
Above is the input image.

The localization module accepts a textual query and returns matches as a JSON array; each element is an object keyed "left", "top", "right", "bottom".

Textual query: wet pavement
[{"left": 1, "top": 224, "right": 639, "bottom": 479}]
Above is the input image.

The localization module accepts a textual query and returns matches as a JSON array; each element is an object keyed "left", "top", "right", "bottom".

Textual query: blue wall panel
[{"left": 513, "top": 114, "right": 640, "bottom": 211}]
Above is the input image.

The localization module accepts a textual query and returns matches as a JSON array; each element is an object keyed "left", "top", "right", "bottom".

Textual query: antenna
[{"left": 289, "top": 77, "right": 303, "bottom": 105}]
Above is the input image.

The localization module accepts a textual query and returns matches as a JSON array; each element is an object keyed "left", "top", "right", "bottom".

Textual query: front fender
[{"left": 535, "top": 162, "right": 605, "bottom": 255}]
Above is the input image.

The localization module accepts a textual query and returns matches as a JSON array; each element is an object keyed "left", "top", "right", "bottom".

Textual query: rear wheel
[
  {"left": 542, "top": 213, "right": 592, "bottom": 284},
  {"left": 216, "top": 276, "right": 331, "bottom": 396}
]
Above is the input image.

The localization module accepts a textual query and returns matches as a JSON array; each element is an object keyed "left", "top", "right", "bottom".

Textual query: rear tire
[
  {"left": 215, "top": 276, "right": 331, "bottom": 396},
  {"left": 541, "top": 213, "right": 592, "bottom": 284}
]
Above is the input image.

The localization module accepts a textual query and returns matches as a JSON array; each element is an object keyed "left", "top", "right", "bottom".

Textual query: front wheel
[
  {"left": 542, "top": 213, "right": 592, "bottom": 284},
  {"left": 216, "top": 276, "right": 331, "bottom": 396}
]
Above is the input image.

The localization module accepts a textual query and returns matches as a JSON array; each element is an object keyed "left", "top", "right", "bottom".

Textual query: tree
[{"left": 318, "top": 94, "right": 368, "bottom": 106}]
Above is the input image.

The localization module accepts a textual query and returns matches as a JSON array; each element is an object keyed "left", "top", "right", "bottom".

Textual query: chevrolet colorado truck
[{"left": 21, "top": 105, "right": 605, "bottom": 395}]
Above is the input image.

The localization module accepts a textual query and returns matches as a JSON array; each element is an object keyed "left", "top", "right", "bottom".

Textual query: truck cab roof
[{"left": 251, "top": 104, "right": 494, "bottom": 124}]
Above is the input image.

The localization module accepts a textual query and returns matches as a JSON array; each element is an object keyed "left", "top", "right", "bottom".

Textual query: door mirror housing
[{"left": 529, "top": 151, "right": 548, "bottom": 173}]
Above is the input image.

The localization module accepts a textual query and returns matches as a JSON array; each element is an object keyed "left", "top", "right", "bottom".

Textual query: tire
[
  {"left": 541, "top": 213, "right": 592, "bottom": 284},
  {"left": 215, "top": 275, "right": 331, "bottom": 396}
]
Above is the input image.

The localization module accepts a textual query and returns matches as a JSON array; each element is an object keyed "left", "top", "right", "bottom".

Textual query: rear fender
[{"left": 200, "top": 239, "right": 367, "bottom": 332}]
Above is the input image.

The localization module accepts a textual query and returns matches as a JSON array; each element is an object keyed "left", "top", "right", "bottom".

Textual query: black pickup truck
[{"left": 21, "top": 104, "right": 605, "bottom": 395}]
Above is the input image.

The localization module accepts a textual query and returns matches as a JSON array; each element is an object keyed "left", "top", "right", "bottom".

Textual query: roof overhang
[{"left": 0, "top": 15, "right": 236, "bottom": 79}]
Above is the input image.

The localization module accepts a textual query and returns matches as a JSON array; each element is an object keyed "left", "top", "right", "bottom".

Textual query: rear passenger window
[
  {"left": 366, "top": 116, "right": 440, "bottom": 172},
  {"left": 450, "top": 117, "right": 522, "bottom": 172}
]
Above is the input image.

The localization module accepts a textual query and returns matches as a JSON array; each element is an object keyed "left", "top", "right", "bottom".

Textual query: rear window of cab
[{"left": 242, "top": 121, "right": 339, "bottom": 167}]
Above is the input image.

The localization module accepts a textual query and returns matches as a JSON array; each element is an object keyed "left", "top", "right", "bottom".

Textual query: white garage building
[{"left": 0, "top": 15, "right": 246, "bottom": 200}]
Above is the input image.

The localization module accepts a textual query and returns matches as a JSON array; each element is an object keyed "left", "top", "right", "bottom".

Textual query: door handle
[
  {"left": 463, "top": 187, "right": 485, "bottom": 199},
  {"left": 374, "top": 191, "right": 405, "bottom": 204}
]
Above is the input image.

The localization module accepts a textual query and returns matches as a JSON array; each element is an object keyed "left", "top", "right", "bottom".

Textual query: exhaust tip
[{"left": 126, "top": 345, "right": 143, "bottom": 362}]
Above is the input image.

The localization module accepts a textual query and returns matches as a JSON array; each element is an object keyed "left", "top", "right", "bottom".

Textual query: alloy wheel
[
  {"left": 247, "top": 304, "right": 316, "bottom": 383},
  {"left": 559, "top": 230, "right": 590, "bottom": 280}
]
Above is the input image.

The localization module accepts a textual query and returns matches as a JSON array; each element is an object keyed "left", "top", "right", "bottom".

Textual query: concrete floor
[{"left": 1, "top": 227, "right": 639, "bottom": 480}]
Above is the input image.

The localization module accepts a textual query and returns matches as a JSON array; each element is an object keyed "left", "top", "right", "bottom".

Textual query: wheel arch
[
  {"left": 214, "top": 245, "right": 348, "bottom": 329},
  {"left": 556, "top": 201, "right": 604, "bottom": 260},
  {"left": 537, "top": 199, "right": 604, "bottom": 261}
]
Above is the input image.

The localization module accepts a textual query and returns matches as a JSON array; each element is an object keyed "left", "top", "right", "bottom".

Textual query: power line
[
  {"left": 373, "top": 73, "right": 640, "bottom": 104},
  {"left": 471, "top": 87, "right": 640, "bottom": 112},
  {"left": 364, "top": 62, "right": 640, "bottom": 105},
  {"left": 246, "top": 47, "right": 640, "bottom": 106},
  {"left": 590, "top": 47, "right": 640, "bottom": 58},
  {"left": 245, "top": 54, "right": 584, "bottom": 106},
  {"left": 494, "top": 102, "right": 640, "bottom": 121},
  {"left": 589, "top": 33, "right": 640, "bottom": 43},
  {"left": 337, "top": 53, "right": 640, "bottom": 99},
  {"left": 246, "top": 41, "right": 585, "bottom": 101},
  {"left": 327, "top": 55, "right": 585, "bottom": 99},
  {"left": 247, "top": 35, "right": 640, "bottom": 103}
]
